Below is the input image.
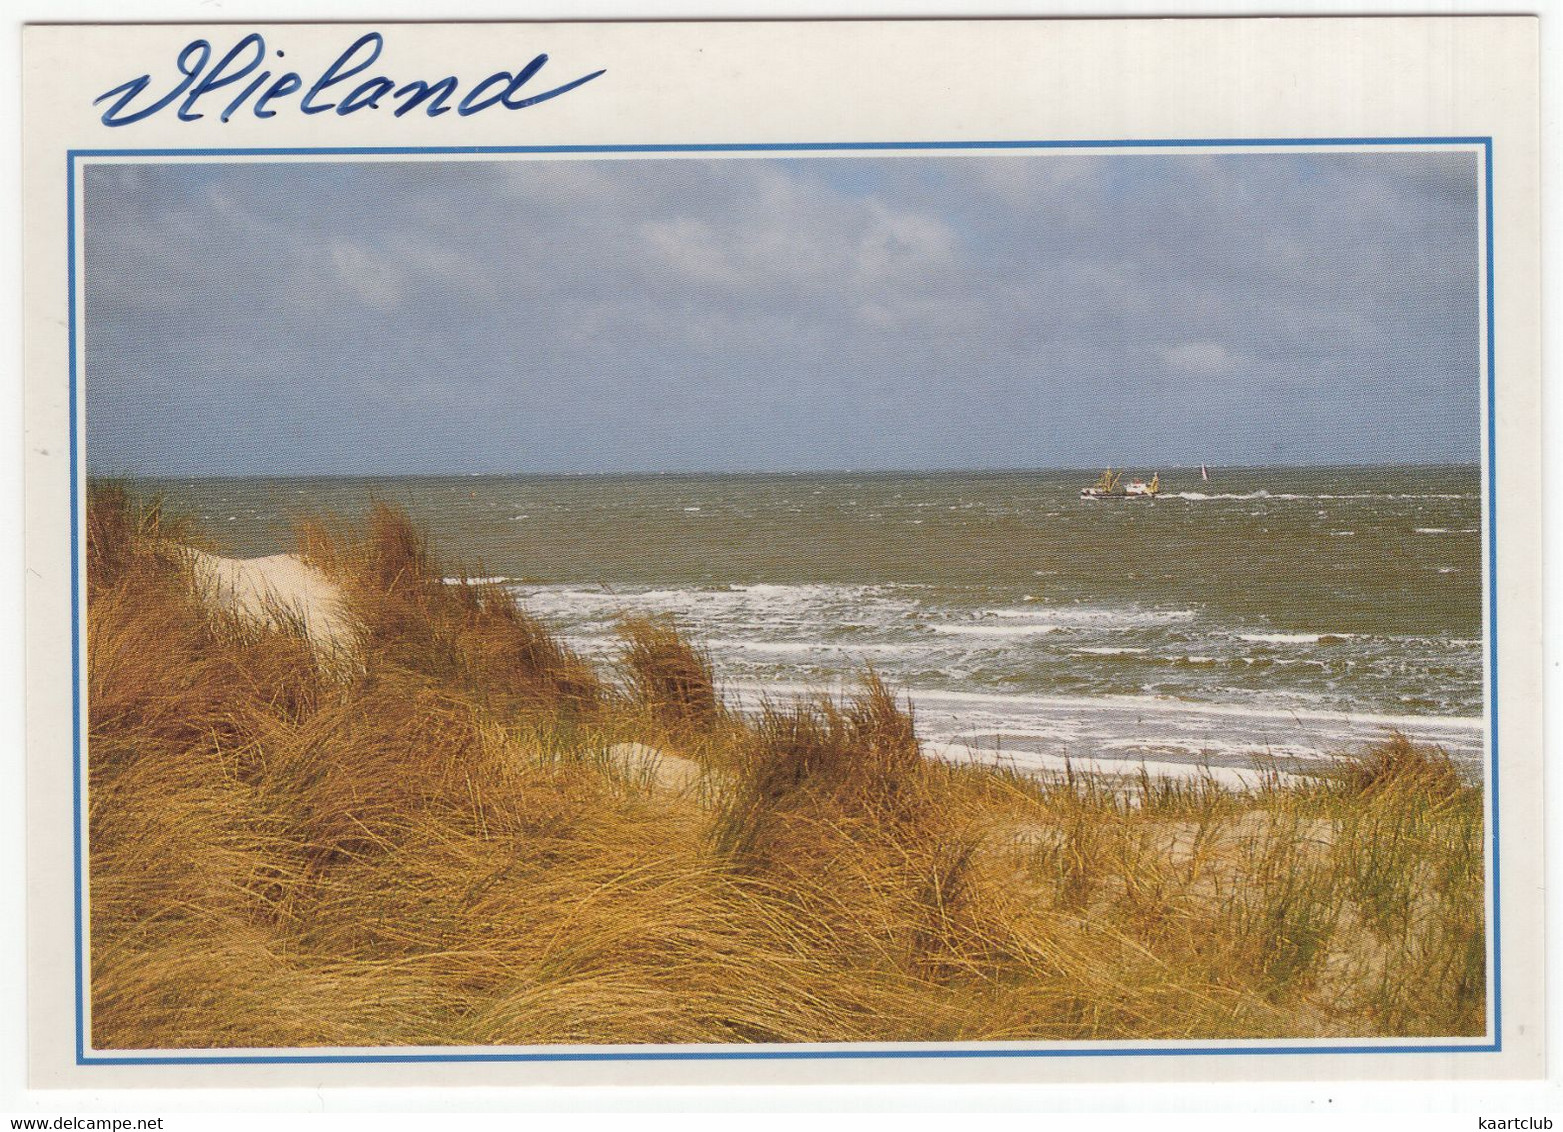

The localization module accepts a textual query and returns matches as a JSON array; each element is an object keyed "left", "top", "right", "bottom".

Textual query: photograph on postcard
[{"left": 76, "top": 145, "right": 1494, "bottom": 1053}]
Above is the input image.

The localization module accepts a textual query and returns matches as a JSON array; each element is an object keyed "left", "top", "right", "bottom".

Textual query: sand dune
[{"left": 189, "top": 550, "right": 359, "bottom": 658}]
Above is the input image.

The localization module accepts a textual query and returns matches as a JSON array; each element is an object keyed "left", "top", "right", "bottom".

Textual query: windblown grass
[
  {"left": 301, "top": 503, "right": 602, "bottom": 713},
  {"left": 618, "top": 616, "right": 722, "bottom": 734},
  {"left": 85, "top": 487, "right": 1487, "bottom": 1048}
]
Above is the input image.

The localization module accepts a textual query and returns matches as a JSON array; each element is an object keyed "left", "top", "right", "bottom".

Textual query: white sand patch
[
  {"left": 607, "top": 742, "right": 703, "bottom": 795},
  {"left": 189, "top": 550, "right": 359, "bottom": 659}
]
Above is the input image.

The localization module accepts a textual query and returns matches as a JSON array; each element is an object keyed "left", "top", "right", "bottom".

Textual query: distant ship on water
[
  {"left": 1080, "top": 468, "right": 1160, "bottom": 500},
  {"left": 1080, "top": 467, "right": 1122, "bottom": 499}
]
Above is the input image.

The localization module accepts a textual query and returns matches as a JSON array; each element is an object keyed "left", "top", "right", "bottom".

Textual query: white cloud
[
  {"left": 329, "top": 241, "right": 404, "bottom": 310},
  {"left": 1158, "top": 340, "right": 1243, "bottom": 375},
  {"left": 639, "top": 216, "right": 741, "bottom": 287},
  {"left": 853, "top": 200, "right": 957, "bottom": 283}
]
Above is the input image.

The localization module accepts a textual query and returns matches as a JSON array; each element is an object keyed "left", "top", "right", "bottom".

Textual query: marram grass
[{"left": 85, "top": 485, "right": 1486, "bottom": 1048}]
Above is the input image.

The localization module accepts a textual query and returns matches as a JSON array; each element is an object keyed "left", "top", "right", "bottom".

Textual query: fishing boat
[
  {"left": 1124, "top": 472, "right": 1161, "bottom": 498},
  {"left": 1080, "top": 468, "right": 1122, "bottom": 499}
]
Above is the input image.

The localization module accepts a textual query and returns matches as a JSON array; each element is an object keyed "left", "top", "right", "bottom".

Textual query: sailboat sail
[{"left": 1201, "top": 463, "right": 1209, "bottom": 482}]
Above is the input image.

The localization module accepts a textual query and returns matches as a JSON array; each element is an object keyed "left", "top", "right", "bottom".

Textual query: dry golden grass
[
  {"left": 86, "top": 487, "right": 1487, "bottom": 1048},
  {"left": 618, "top": 616, "right": 723, "bottom": 735}
]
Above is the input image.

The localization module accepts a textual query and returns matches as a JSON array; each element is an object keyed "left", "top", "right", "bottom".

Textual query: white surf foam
[
  {"left": 930, "top": 622, "right": 1060, "bottom": 637},
  {"left": 925, "top": 741, "right": 1304, "bottom": 791},
  {"left": 728, "top": 679, "right": 1483, "bottom": 735},
  {"left": 703, "top": 637, "right": 929, "bottom": 659},
  {"left": 1238, "top": 632, "right": 1356, "bottom": 646},
  {"left": 1167, "top": 490, "right": 1475, "bottom": 504}
]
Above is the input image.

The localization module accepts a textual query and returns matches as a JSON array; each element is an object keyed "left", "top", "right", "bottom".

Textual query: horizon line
[{"left": 96, "top": 459, "right": 1483, "bottom": 482}]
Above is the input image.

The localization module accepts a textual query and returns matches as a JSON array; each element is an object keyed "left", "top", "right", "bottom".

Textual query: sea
[{"left": 133, "top": 466, "right": 1487, "bottom": 785}]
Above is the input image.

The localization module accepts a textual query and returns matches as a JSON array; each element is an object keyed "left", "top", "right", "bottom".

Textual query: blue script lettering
[
  {"left": 179, "top": 33, "right": 266, "bottom": 121},
  {"left": 93, "top": 39, "right": 211, "bottom": 127},
  {"left": 300, "top": 32, "right": 382, "bottom": 115},
  {"left": 94, "top": 31, "right": 606, "bottom": 126}
]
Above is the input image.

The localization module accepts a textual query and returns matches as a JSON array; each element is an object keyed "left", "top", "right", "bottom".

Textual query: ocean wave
[
  {"left": 1029, "top": 605, "right": 1199, "bottom": 628},
  {"left": 1168, "top": 490, "right": 1476, "bottom": 504},
  {"left": 487, "top": 669, "right": 1490, "bottom": 772},
  {"left": 728, "top": 582, "right": 843, "bottom": 598},
  {"left": 1238, "top": 632, "right": 1356, "bottom": 646},
  {"left": 517, "top": 581, "right": 916, "bottom": 619},
  {"left": 703, "top": 637, "right": 928, "bottom": 658},
  {"left": 930, "top": 622, "right": 1060, "bottom": 637},
  {"left": 506, "top": 579, "right": 1477, "bottom": 734},
  {"left": 925, "top": 742, "right": 1307, "bottom": 790},
  {"left": 729, "top": 679, "right": 1483, "bottom": 732},
  {"left": 1097, "top": 736, "right": 1327, "bottom": 761}
]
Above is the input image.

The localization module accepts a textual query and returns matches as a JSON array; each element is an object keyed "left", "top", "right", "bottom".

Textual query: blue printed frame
[{"left": 65, "top": 136, "right": 1501, "bottom": 1067}]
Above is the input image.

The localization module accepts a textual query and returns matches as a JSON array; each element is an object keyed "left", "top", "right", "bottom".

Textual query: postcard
[{"left": 21, "top": 17, "right": 1542, "bottom": 1087}]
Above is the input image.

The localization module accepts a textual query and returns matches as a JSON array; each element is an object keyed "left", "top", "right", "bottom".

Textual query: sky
[{"left": 83, "top": 151, "right": 1481, "bottom": 476}]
